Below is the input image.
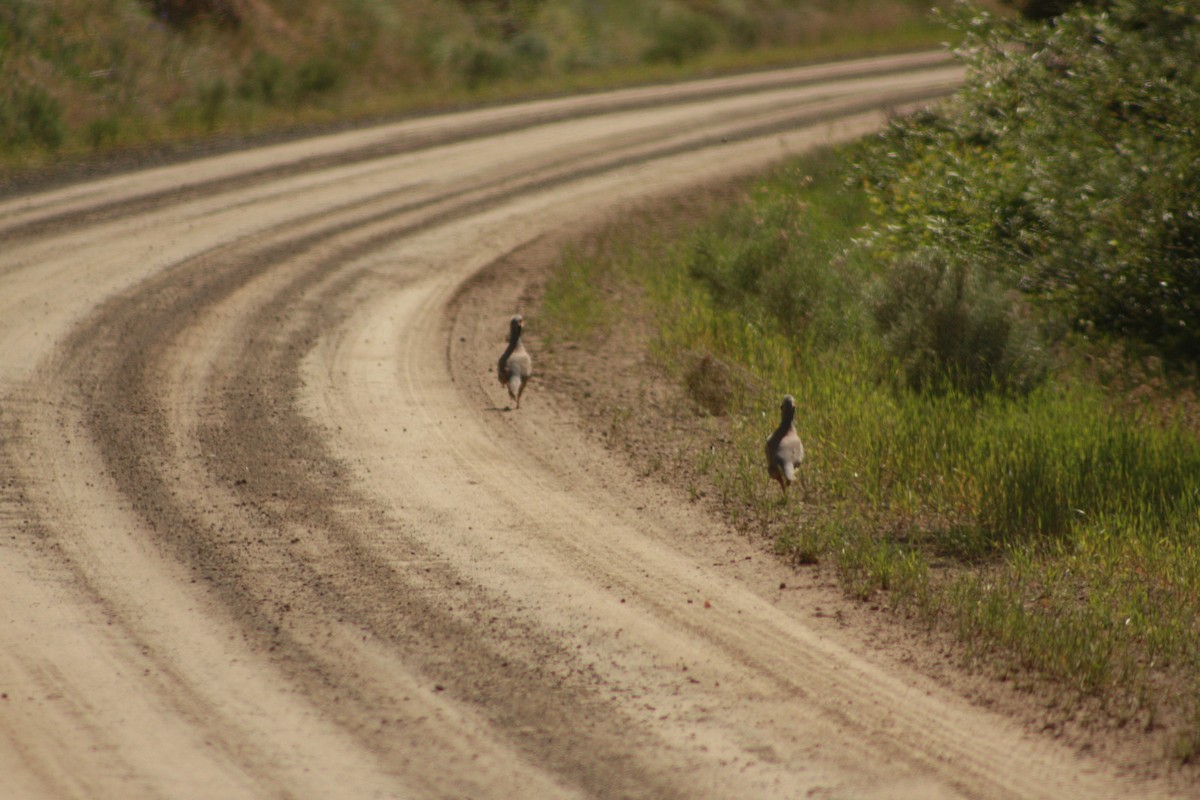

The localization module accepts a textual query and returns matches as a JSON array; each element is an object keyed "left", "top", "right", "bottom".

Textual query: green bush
[
  {"left": 870, "top": 249, "right": 1047, "bottom": 395},
  {"left": 860, "top": 0, "right": 1200, "bottom": 363}
]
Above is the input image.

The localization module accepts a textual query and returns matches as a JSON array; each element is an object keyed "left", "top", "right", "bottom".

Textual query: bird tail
[
  {"left": 508, "top": 373, "right": 523, "bottom": 399},
  {"left": 781, "top": 461, "right": 796, "bottom": 485}
]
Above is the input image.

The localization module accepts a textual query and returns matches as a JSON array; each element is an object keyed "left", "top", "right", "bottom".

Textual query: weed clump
[
  {"left": 870, "top": 249, "right": 1047, "bottom": 396},
  {"left": 643, "top": 11, "right": 719, "bottom": 65},
  {"left": 683, "top": 351, "right": 759, "bottom": 417},
  {"left": 293, "top": 57, "right": 343, "bottom": 102},
  {"left": 237, "top": 50, "right": 287, "bottom": 105},
  {"left": 1, "top": 85, "right": 64, "bottom": 150}
]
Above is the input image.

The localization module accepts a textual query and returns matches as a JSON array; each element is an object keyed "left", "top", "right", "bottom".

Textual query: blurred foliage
[
  {"left": 858, "top": 0, "right": 1200, "bottom": 364},
  {"left": 996, "top": 0, "right": 1110, "bottom": 20},
  {"left": 1, "top": 85, "right": 65, "bottom": 149},
  {"left": 144, "top": 0, "right": 242, "bottom": 29},
  {"left": 0, "top": 0, "right": 952, "bottom": 165},
  {"left": 643, "top": 10, "right": 720, "bottom": 65}
]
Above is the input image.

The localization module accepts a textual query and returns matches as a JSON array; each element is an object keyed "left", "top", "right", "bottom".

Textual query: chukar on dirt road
[
  {"left": 497, "top": 314, "right": 532, "bottom": 410},
  {"left": 766, "top": 394, "right": 805, "bottom": 496}
]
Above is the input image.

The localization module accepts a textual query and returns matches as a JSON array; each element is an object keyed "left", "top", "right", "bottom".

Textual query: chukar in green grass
[
  {"left": 497, "top": 314, "right": 532, "bottom": 409},
  {"left": 766, "top": 394, "right": 805, "bottom": 496}
]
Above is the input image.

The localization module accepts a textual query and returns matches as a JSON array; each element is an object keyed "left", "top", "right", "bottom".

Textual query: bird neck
[{"left": 778, "top": 404, "right": 795, "bottom": 432}]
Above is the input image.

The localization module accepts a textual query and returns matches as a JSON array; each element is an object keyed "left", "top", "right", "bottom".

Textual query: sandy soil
[{"left": 0, "top": 53, "right": 1183, "bottom": 798}]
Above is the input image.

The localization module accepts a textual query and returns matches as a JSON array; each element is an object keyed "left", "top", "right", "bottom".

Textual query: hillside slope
[{"left": 1, "top": 0, "right": 948, "bottom": 171}]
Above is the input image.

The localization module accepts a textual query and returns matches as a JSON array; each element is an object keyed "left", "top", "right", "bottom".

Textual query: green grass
[
  {"left": 0, "top": 0, "right": 958, "bottom": 179},
  {"left": 538, "top": 144, "right": 1200, "bottom": 755}
]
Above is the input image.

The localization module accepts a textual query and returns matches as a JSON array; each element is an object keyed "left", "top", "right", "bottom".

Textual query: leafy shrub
[
  {"left": 870, "top": 249, "right": 1047, "bottom": 395},
  {"left": 860, "top": 0, "right": 1200, "bottom": 363}
]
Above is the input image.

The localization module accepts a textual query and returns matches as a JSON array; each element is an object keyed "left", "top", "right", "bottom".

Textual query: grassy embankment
[
  {"left": 540, "top": 0, "right": 1200, "bottom": 760},
  {"left": 1, "top": 0, "right": 950, "bottom": 179}
]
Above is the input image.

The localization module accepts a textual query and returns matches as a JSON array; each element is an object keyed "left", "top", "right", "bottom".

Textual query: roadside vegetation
[
  {"left": 0, "top": 0, "right": 950, "bottom": 178},
  {"left": 540, "top": 0, "right": 1200, "bottom": 762}
]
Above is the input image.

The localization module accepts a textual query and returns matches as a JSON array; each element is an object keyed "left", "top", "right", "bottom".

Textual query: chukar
[
  {"left": 766, "top": 394, "right": 805, "bottom": 495},
  {"left": 497, "top": 314, "right": 532, "bottom": 409}
]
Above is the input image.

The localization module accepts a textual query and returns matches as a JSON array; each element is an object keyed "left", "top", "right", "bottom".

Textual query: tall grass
[{"left": 539, "top": 145, "right": 1200, "bottom": 751}]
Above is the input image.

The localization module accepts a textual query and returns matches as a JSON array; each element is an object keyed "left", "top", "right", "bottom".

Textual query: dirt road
[{"left": 0, "top": 53, "right": 1176, "bottom": 799}]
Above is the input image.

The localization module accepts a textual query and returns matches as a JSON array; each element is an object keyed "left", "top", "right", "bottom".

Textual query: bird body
[
  {"left": 766, "top": 394, "right": 804, "bottom": 494},
  {"left": 497, "top": 315, "right": 532, "bottom": 409}
]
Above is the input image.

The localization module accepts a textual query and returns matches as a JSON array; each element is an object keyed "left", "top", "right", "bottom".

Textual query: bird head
[{"left": 779, "top": 394, "right": 797, "bottom": 424}]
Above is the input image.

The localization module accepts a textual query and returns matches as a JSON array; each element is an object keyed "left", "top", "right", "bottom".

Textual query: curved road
[{"left": 0, "top": 53, "right": 1173, "bottom": 798}]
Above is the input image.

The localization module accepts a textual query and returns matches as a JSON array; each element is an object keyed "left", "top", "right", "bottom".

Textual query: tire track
[{"left": 62, "top": 188, "right": 690, "bottom": 799}]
